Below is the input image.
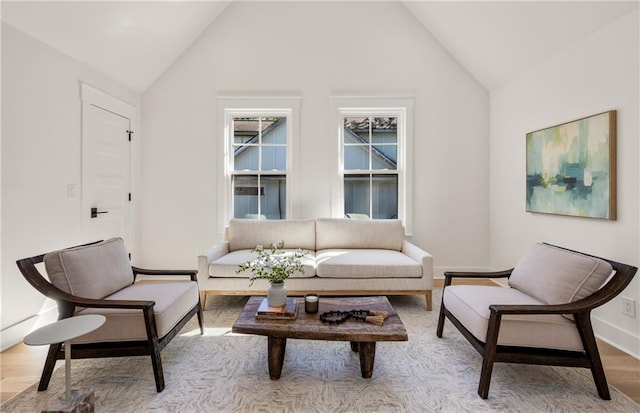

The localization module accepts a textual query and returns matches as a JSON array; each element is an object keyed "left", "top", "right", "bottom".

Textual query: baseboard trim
[
  {"left": 1, "top": 306, "right": 58, "bottom": 351},
  {"left": 592, "top": 315, "right": 640, "bottom": 359}
]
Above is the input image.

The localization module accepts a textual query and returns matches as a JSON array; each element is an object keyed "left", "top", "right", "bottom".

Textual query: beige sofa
[{"left": 197, "top": 218, "right": 434, "bottom": 309}]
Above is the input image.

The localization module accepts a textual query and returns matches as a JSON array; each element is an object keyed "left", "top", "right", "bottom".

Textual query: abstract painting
[{"left": 526, "top": 110, "right": 616, "bottom": 219}]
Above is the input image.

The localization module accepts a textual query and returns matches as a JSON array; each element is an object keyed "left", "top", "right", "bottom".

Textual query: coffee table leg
[
  {"left": 358, "top": 342, "right": 376, "bottom": 378},
  {"left": 267, "top": 336, "right": 287, "bottom": 380},
  {"left": 350, "top": 341, "right": 359, "bottom": 352}
]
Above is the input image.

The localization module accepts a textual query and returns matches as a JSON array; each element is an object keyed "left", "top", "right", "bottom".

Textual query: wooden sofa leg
[
  {"left": 197, "top": 302, "right": 205, "bottom": 335},
  {"left": 478, "top": 356, "right": 495, "bottom": 399},
  {"left": 150, "top": 345, "right": 165, "bottom": 392},
  {"left": 589, "top": 352, "right": 611, "bottom": 399},
  {"left": 199, "top": 291, "right": 207, "bottom": 310},
  {"left": 576, "top": 314, "right": 611, "bottom": 400},
  {"left": 436, "top": 304, "right": 446, "bottom": 338},
  {"left": 478, "top": 312, "right": 502, "bottom": 399},
  {"left": 143, "top": 309, "right": 165, "bottom": 392},
  {"left": 425, "top": 290, "right": 433, "bottom": 311},
  {"left": 37, "top": 343, "right": 62, "bottom": 391}
]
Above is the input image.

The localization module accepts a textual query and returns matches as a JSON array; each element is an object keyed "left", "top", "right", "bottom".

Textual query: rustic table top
[{"left": 232, "top": 296, "right": 408, "bottom": 342}]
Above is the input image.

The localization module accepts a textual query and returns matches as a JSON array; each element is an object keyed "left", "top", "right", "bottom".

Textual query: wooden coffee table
[{"left": 232, "top": 296, "right": 408, "bottom": 379}]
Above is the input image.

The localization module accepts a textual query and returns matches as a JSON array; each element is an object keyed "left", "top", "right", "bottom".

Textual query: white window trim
[
  {"left": 216, "top": 95, "right": 301, "bottom": 234},
  {"left": 330, "top": 96, "right": 414, "bottom": 235}
]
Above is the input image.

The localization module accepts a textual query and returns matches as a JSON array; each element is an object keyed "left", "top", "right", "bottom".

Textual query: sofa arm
[
  {"left": 402, "top": 240, "right": 434, "bottom": 285},
  {"left": 197, "top": 241, "right": 230, "bottom": 285}
]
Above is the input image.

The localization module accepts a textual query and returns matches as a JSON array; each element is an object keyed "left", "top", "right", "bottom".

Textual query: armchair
[
  {"left": 17, "top": 238, "right": 204, "bottom": 392},
  {"left": 437, "top": 243, "right": 637, "bottom": 399}
]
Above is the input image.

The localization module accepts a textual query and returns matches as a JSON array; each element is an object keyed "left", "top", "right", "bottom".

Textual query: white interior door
[{"left": 81, "top": 91, "right": 132, "bottom": 249}]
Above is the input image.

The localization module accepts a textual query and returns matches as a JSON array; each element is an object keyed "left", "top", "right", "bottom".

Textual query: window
[
  {"left": 232, "top": 116, "right": 287, "bottom": 219},
  {"left": 330, "top": 97, "right": 413, "bottom": 233},
  {"left": 343, "top": 116, "right": 399, "bottom": 219},
  {"left": 217, "top": 96, "right": 300, "bottom": 232}
]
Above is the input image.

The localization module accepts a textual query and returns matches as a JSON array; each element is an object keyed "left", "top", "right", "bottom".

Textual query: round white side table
[{"left": 24, "top": 314, "right": 106, "bottom": 412}]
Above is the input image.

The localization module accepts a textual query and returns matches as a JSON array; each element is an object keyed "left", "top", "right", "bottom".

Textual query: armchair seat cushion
[
  {"left": 74, "top": 281, "right": 199, "bottom": 344},
  {"left": 316, "top": 249, "right": 422, "bottom": 278},
  {"left": 444, "top": 285, "right": 583, "bottom": 351}
]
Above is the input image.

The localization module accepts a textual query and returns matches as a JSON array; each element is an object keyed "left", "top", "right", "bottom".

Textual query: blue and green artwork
[{"left": 526, "top": 111, "right": 616, "bottom": 220}]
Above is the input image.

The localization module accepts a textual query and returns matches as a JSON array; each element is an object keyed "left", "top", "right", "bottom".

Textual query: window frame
[
  {"left": 217, "top": 96, "right": 301, "bottom": 234},
  {"left": 330, "top": 96, "right": 414, "bottom": 234}
]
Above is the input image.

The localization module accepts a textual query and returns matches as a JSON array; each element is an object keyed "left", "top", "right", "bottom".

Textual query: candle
[{"left": 305, "top": 294, "right": 319, "bottom": 313}]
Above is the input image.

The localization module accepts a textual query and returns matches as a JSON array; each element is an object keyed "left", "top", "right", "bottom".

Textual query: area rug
[{"left": 3, "top": 291, "right": 639, "bottom": 413}]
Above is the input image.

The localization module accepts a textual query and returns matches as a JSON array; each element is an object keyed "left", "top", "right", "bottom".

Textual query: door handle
[{"left": 90, "top": 207, "right": 109, "bottom": 218}]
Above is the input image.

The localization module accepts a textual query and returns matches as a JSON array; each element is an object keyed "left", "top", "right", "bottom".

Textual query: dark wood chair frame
[
  {"left": 436, "top": 243, "right": 637, "bottom": 399},
  {"left": 16, "top": 242, "right": 205, "bottom": 393}
]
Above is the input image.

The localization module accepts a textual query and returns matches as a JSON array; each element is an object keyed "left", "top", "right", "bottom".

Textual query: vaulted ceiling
[
  {"left": 2, "top": 1, "right": 637, "bottom": 93},
  {"left": 1, "top": 1, "right": 231, "bottom": 92}
]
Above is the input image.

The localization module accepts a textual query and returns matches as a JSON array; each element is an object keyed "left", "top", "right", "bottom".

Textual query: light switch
[{"left": 67, "top": 184, "right": 78, "bottom": 199}]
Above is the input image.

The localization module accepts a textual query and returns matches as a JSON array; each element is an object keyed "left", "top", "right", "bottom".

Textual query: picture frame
[{"left": 526, "top": 110, "right": 617, "bottom": 220}]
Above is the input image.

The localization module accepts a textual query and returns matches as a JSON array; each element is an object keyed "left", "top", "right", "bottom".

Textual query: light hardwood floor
[{"left": 2, "top": 282, "right": 639, "bottom": 404}]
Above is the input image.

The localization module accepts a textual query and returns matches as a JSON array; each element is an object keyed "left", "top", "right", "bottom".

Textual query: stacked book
[{"left": 255, "top": 298, "right": 298, "bottom": 320}]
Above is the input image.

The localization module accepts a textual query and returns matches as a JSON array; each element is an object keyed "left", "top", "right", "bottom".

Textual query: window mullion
[
  {"left": 258, "top": 117, "right": 262, "bottom": 217},
  {"left": 257, "top": 174, "right": 261, "bottom": 216},
  {"left": 369, "top": 174, "right": 373, "bottom": 219},
  {"left": 368, "top": 116, "right": 373, "bottom": 218}
]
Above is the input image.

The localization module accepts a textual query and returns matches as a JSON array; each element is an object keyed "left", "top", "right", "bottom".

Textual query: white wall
[
  {"left": 1, "top": 23, "right": 140, "bottom": 350},
  {"left": 489, "top": 10, "right": 640, "bottom": 356},
  {"left": 140, "top": 2, "right": 490, "bottom": 274}
]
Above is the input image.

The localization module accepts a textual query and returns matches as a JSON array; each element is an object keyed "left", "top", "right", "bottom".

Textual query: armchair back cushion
[
  {"left": 316, "top": 218, "right": 404, "bottom": 251},
  {"left": 227, "top": 219, "right": 316, "bottom": 252},
  {"left": 44, "top": 237, "right": 134, "bottom": 299},
  {"left": 508, "top": 243, "right": 613, "bottom": 305}
]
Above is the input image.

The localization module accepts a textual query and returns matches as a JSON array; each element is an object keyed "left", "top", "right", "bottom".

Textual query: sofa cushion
[
  {"left": 209, "top": 250, "right": 316, "bottom": 278},
  {"left": 227, "top": 219, "right": 316, "bottom": 252},
  {"left": 444, "top": 285, "right": 583, "bottom": 351},
  {"left": 315, "top": 218, "right": 404, "bottom": 251},
  {"left": 509, "top": 243, "right": 613, "bottom": 305},
  {"left": 44, "top": 237, "right": 133, "bottom": 299},
  {"left": 74, "top": 281, "right": 199, "bottom": 343},
  {"left": 316, "top": 249, "right": 422, "bottom": 278}
]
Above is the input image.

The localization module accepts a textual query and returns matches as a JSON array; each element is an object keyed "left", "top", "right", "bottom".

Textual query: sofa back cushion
[
  {"left": 509, "top": 243, "right": 613, "bottom": 305},
  {"left": 315, "top": 218, "right": 404, "bottom": 251},
  {"left": 227, "top": 219, "right": 316, "bottom": 252},
  {"left": 44, "top": 237, "right": 134, "bottom": 299}
]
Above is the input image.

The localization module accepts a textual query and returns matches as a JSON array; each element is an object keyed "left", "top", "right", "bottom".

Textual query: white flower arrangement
[{"left": 237, "top": 241, "right": 306, "bottom": 285}]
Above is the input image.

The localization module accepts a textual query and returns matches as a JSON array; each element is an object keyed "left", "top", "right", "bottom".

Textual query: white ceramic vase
[{"left": 267, "top": 282, "right": 287, "bottom": 307}]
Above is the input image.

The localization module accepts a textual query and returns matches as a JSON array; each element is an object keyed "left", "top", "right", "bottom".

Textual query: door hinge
[
  {"left": 128, "top": 193, "right": 132, "bottom": 202},
  {"left": 126, "top": 130, "right": 134, "bottom": 141}
]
